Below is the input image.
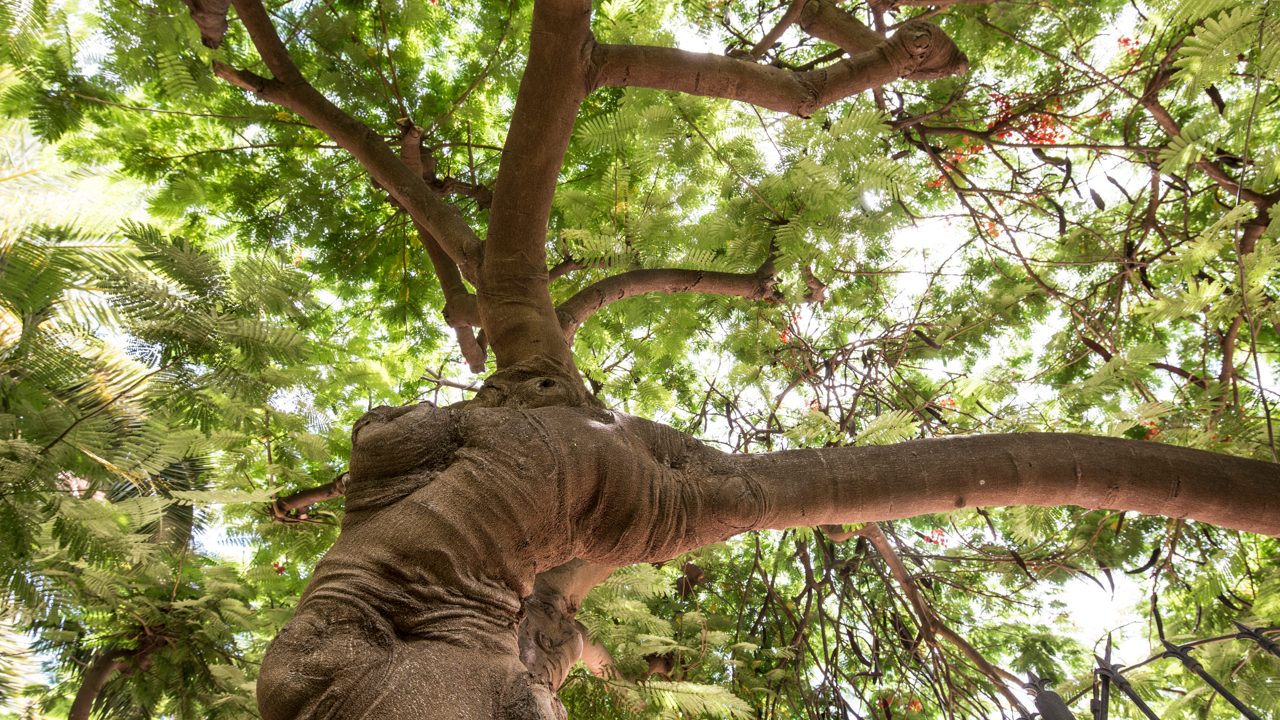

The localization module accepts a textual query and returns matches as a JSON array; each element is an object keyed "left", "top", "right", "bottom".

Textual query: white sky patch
[
  {"left": 1051, "top": 570, "right": 1152, "bottom": 664},
  {"left": 672, "top": 21, "right": 720, "bottom": 55},
  {"left": 195, "top": 521, "right": 254, "bottom": 566},
  {"left": 891, "top": 216, "right": 970, "bottom": 301}
]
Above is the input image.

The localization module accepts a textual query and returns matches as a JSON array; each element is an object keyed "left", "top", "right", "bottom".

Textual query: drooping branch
[
  {"left": 849, "top": 522, "right": 1030, "bottom": 715},
  {"left": 213, "top": 0, "right": 483, "bottom": 281},
  {"left": 591, "top": 16, "right": 967, "bottom": 117},
  {"left": 1079, "top": 337, "right": 1209, "bottom": 391},
  {"left": 555, "top": 265, "right": 785, "bottom": 340},
  {"left": 1141, "top": 99, "right": 1269, "bottom": 207}
]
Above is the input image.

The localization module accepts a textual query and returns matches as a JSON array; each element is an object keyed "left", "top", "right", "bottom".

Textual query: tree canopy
[{"left": 1, "top": 0, "right": 1278, "bottom": 717}]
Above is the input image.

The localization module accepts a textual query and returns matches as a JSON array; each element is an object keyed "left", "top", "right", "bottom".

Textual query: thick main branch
[
  {"left": 478, "top": 0, "right": 595, "bottom": 373},
  {"left": 259, "top": 403, "right": 1280, "bottom": 720}
]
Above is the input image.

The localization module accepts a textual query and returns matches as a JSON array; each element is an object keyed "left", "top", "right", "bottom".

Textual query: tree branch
[
  {"left": 555, "top": 265, "right": 785, "bottom": 339},
  {"left": 1139, "top": 65, "right": 1274, "bottom": 207},
  {"left": 296, "top": 407, "right": 1280, "bottom": 718},
  {"left": 592, "top": 17, "right": 967, "bottom": 117},
  {"left": 215, "top": 0, "right": 483, "bottom": 280},
  {"left": 800, "top": 0, "right": 968, "bottom": 81},
  {"left": 727, "top": 433, "right": 1280, "bottom": 542},
  {"left": 798, "top": 0, "right": 888, "bottom": 56},
  {"left": 477, "top": 0, "right": 596, "bottom": 373},
  {"left": 68, "top": 634, "right": 169, "bottom": 720},
  {"left": 39, "top": 351, "right": 192, "bottom": 456},
  {"left": 748, "top": 0, "right": 808, "bottom": 60},
  {"left": 68, "top": 651, "right": 130, "bottom": 720},
  {"left": 271, "top": 474, "right": 348, "bottom": 521}
]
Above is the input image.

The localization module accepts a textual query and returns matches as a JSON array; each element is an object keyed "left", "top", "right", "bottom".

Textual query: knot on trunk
[
  {"left": 179, "top": 0, "right": 231, "bottom": 48},
  {"left": 468, "top": 357, "right": 602, "bottom": 410},
  {"left": 517, "top": 596, "right": 584, "bottom": 689},
  {"left": 889, "top": 20, "right": 970, "bottom": 82}
]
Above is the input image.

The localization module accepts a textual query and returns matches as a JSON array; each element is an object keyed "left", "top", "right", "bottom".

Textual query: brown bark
[
  {"left": 270, "top": 474, "right": 617, "bottom": 705},
  {"left": 592, "top": 18, "right": 967, "bottom": 117},
  {"left": 556, "top": 267, "right": 783, "bottom": 339},
  {"left": 257, "top": 400, "right": 1279, "bottom": 720},
  {"left": 68, "top": 651, "right": 129, "bottom": 720}
]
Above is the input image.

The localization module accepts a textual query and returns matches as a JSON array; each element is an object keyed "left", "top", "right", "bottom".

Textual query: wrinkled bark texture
[{"left": 259, "top": 393, "right": 1279, "bottom": 720}]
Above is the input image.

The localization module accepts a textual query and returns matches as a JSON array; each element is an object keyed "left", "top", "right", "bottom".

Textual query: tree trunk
[
  {"left": 68, "top": 651, "right": 129, "bottom": 720},
  {"left": 257, "top": 401, "right": 1279, "bottom": 720}
]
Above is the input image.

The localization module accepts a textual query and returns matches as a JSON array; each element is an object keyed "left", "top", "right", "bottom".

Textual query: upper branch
[
  {"left": 214, "top": 0, "right": 483, "bottom": 278},
  {"left": 797, "top": 0, "right": 888, "bottom": 57},
  {"left": 1139, "top": 61, "right": 1276, "bottom": 210},
  {"left": 555, "top": 266, "right": 785, "bottom": 339},
  {"left": 477, "top": 0, "right": 597, "bottom": 373},
  {"left": 395, "top": 120, "right": 487, "bottom": 371},
  {"left": 591, "top": 4, "right": 967, "bottom": 116}
]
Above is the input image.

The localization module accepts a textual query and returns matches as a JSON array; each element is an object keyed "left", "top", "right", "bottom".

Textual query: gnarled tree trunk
[{"left": 256, "top": 400, "right": 1279, "bottom": 720}]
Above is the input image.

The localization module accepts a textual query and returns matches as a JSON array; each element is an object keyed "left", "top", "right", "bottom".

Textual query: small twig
[{"left": 169, "top": 539, "right": 190, "bottom": 605}]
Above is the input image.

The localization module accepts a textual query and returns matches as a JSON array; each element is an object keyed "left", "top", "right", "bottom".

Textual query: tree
[{"left": 3, "top": 0, "right": 1279, "bottom": 717}]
